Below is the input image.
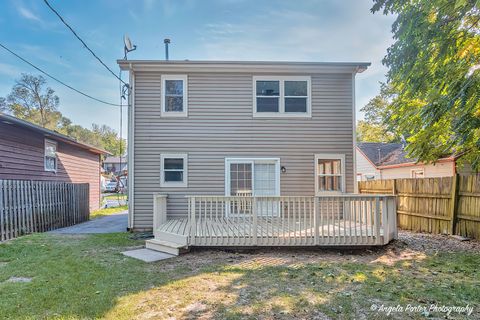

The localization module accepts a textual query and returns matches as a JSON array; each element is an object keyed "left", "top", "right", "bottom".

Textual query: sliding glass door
[{"left": 226, "top": 158, "right": 280, "bottom": 216}]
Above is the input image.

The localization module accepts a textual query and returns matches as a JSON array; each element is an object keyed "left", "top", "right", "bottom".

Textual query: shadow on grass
[{"left": 0, "top": 234, "right": 479, "bottom": 319}]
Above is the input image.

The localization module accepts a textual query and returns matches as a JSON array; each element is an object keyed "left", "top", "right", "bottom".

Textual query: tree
[
  {"left": 2, "top": 74, "right": 126, "bottom": 156},
  {"left": 357, "top": 84, "right": 402, "bottom": 143},
  {"left": 6, "top": 74, "right": 60, "bottom": 128},
  {"left": 357, "top": 120, "right": 397, "bottom": 142},
  {"left": 371, "top": 0, "right": 480, "bottom": 168},
  {"left": 0, "top": 97, "right": 6, "bottom": 113}
]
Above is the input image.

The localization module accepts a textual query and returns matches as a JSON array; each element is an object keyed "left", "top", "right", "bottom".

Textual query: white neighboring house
[
  {"left": 356, "top": 142, "right": 457, "bottom": 181},
  {"left": 103, "top": 156, "right": 127, "bottom": 174}
]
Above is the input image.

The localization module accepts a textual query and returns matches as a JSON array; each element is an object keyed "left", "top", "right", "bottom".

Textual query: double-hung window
[
  {"left": 160, "top": 153, "right": 188, "bottom": 187},
  {"left": 44, "top": 139, "right": 57, "bottom": 172},
  {"left": 161, "top": 75, "right": 188, "bottom": 117},
  {"left": 315, "top": 154, "right": 345, "bottom": 193},
  {"left": 253, "top": 76, "right": 311, "bottom": 117}
]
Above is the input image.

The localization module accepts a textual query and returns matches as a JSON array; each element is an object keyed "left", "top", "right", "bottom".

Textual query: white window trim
[
  {"left": 160, "top": 74, "right": 188, "bottom": 117},
  {"left": 44, "top": 139, "right": 57, "bottom": 172},
  {"left": 224, "top": 157, "right": 281, "bottom": 196},
  {"left": 314, "top": 154, "right": 346, "bottom": 194},
  {"left": 410, "top": 168, "right": 425, "bottom": 178},
  {"left": 160, "top": 153, "right": 188, "bottom": 187},
  {"left": 253, "top": 76, "right": 311, "bottom": 118}
]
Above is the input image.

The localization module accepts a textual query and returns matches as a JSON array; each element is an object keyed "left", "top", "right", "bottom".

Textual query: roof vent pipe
[{"left": 164, "top": 38, "right": 170, "bottom": 60}]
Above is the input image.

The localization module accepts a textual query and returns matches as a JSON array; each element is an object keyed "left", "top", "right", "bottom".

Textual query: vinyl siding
[
  {"left": 0, "top": 123, "right": 101, "bottom": 211},
  {"left": 132, "top": 72, "right": 355, "bottom": 229},
  {"left": 379, "top": 162, "right": 455, "bottom": 179},
  {"left": 356, "top": 149, "right": 379, "bottom": 180}
]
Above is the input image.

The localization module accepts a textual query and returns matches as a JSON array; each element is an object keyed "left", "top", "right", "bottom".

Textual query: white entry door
[{"left": 226, "top": 158, "right": 280, "bottom": 216}]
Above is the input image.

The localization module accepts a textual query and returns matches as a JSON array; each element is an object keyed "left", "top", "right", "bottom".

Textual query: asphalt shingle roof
[{"left": 357, "top": 142, "right": 416, "bottom": 167}]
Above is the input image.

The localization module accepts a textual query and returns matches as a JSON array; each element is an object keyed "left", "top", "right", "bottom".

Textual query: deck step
[
  {"left": 154, "top": 230, "right": 188, "bottom": 245},
  {"left": 145, "top": 239, "right": 187, "bottom": 256}
]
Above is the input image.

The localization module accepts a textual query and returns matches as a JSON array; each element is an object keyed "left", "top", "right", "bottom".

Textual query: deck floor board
[{"left": 157, "top": 217, "right": 384, "bottom": 246}]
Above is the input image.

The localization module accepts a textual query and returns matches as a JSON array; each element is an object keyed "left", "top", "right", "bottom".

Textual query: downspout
[
  {"left": 352, "top": 71, "right": 358, "bottom": 193},
  {"left": 127, "top": 63, "right": 135, "bottom": 230}
]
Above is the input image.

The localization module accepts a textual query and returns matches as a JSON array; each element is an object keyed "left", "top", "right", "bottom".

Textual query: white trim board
[
  {"left": 160, "top": 153, "right": 188, "bottom": 188},
  {"left": 252, "top": 76, "right": 312, "bottom": 118},
  {"left": 224, "top": 157, "right": 281, "bottom": 196},
  {"left": 160, "top": 74, "right": 188, "bottom": 118},
  {"left": 314, "top": 153, "right": 346, "bottom": 195},
  {"left": 44, "top": 139, "right": 57, "bottom": 172}
]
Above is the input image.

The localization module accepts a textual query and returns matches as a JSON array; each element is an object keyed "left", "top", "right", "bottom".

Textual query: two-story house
[{"left": 118, "top": 60, "right": 397, "bottom": 254}]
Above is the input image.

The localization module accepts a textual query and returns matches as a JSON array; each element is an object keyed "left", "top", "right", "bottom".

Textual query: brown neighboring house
[{"left": 0, "top": 113, "right": 109, "bottom": 211}]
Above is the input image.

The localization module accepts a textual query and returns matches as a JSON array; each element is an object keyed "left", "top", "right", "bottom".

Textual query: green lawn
[
  {"left": 90, "top": 205, "right": 128, "bottom": 219},
  {"left": 102, "top": 194, "right": 127, "bottom": 201},
  {"left": 0, "top": 233, "right": 479, "bottom": 319}
]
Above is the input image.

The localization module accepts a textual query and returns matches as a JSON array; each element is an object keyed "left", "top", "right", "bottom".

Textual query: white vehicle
[{"left": 104, "top": 180, "right": 118, "bottom": 193}]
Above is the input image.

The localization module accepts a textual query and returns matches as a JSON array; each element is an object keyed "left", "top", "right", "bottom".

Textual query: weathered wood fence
[
  {"left": 359, "top": 174, "right": 480, "bottom": 239},
  {"left": 0, "top": 180, "right": 90, "bottom": 241}
]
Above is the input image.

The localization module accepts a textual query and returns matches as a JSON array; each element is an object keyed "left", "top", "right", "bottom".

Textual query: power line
[
  {"left": 43, "top": 0, "right": 128, "bottom": 87},
  {"left": 0, "top": 42, "right": 122, "bottom": 107}
]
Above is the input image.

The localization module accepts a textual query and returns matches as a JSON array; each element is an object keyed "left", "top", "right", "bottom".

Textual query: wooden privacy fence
[
  {"left": 0, "top": 180, "right": 89, "bottom": 241},
  {"left": 359, "top": 175, "right": 480, "bottom": 239}
]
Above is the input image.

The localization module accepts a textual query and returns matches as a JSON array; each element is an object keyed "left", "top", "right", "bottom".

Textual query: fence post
[{"left": 450, "top": 174, "right": 460, "bottom": 235}]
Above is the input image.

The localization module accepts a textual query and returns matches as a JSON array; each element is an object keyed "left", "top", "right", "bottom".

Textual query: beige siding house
[
  {"left": 118, "top": 60, "right": 397, "bottom": 254},
  {"left": 356, "top": 142, "right": 457, "bottom": 181}
]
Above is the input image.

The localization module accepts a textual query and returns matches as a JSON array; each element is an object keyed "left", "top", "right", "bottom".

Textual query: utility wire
[
  {"left": 0, "top": 42, "right": 122, "bottom": 107},
  {"left": 43, "top": 0, "right": 128, "bottom": 87}
]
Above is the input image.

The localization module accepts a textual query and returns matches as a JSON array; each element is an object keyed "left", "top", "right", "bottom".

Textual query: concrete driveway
[{"left": 50, "top": 211, "right": 128, "bottom": 234}]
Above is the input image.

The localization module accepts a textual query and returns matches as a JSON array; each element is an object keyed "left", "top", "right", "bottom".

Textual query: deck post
[
  {"left": 153, "top": 193, "right": 167, "bottom": 231},
  {"left": 252, "top": 197, "right": 257, "bottom": 245},
  {"left": 314, "top": 196, "right": 319, "bottom": 245}
]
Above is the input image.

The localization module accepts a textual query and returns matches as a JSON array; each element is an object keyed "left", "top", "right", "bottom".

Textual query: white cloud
[
  {"left": 0, "top": 63, "right": 22, "bottom": 77},
  {"left": 17, "top": 6, "right": 43, "bottom": 24},
  {"left": 195, "top": 1, "right": 395, "bottom": 118}
]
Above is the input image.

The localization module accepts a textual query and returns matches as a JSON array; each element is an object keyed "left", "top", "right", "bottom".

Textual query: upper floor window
[
  {"left": 253, "top": 76, "right": 311, "bottom": 117},
  {"left": 44, "top": 139, "right": 57, "bottom": 172},
  {"left": 161, "top": 75, "right": 188, "bottom": 117}
]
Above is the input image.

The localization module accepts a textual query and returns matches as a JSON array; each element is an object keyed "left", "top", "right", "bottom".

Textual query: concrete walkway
[{"left": 50, "top": 211, "right": 128, "bottom": 234}]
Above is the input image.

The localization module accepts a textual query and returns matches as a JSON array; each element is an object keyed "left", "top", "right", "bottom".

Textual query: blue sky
[{"left": 0, "top": 0, "right": 395, "bottom": 136}]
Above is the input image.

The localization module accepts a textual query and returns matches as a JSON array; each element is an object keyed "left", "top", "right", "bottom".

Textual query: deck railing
[{"left": 185, "top": 195, "right": 396, "bottom": 246}]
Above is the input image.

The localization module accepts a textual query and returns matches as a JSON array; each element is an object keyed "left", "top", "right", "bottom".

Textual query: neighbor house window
[
  {"left": 160, "top": 153, "right": 188, "bottom": 187},
  {"left": 44, "top": 139, "right": 57, "bottom": 172},
  {"left": 411, "top": 169, "right": 424, "bottom": 178},
  {"left": 161, "top": 75, "right": 188, "bottom": 117},
  {"left": 253, "top": 76, "right": 311, "bottom": 117},
  {"left": 315, "top": 154, "right": 345, "bottom": 193}
]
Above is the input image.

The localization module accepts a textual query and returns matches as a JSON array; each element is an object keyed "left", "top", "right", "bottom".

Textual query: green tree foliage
[
  {"left": 357, "top": 84, "right": 402, "bottom": 142},
  {"left": 372, "top": 0, "right": 480, "bottom": 168},
  {"left": 2, "top": 74, "right": 125, "bottom": 156}
]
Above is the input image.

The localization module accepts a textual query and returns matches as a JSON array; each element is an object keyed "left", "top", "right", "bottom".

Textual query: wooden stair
[{"left": 145, "top": 230, "right": 189, "bottom": 256}]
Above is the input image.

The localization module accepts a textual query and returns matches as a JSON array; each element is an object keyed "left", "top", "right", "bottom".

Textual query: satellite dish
[
  {"left": 123, "top": 34, "right": 137, "bottom": 59},
  {"left": 124, "top": 35, "right": 133, "bottom": 51}
]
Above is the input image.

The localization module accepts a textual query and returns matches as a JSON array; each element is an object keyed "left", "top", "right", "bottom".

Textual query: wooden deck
[
  {"left": 151, "top": 194, "right": 397, "bottom": 249},
  {"left": 158, "top": 217, "right": 385, "bottom": 246}
]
